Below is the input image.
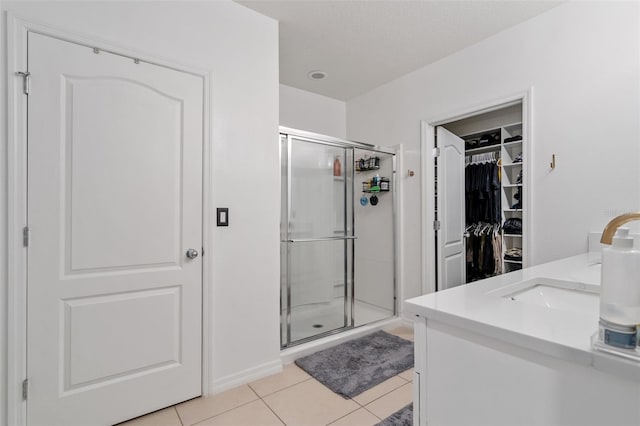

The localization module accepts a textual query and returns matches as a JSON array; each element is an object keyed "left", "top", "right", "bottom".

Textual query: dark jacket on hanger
[{"left": 465, "top": 162, "right": 501, "bottom": 225}]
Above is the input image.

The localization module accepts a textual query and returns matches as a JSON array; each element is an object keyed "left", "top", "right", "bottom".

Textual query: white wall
[
  {"left": 346, "top": 1, "right": 640, "bottom": 304},
  {"left": 443, "top": 103, "right": 522, "bottom": 137},
  {"left": 280, "top": 84, "right": 346, "bottom": 139},
  {"left": 0, "top": 1, "right": 280, "bottom": 422}
]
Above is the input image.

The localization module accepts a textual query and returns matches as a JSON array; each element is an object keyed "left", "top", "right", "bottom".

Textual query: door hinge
[
  {"left": 433, "top": 220, "right": 441, "bottom": 230},
  {"left": 22, "top": 378, "right": 29, "bottom": 400},
  {"left": 23, "top": 227, "right": 30, "bottom": 247},
  {"left": 15, "top": 71, "right": 30, "bottom": 95},
  {"left": 432, "top": 147, "right": 440, "bottom": 157}
]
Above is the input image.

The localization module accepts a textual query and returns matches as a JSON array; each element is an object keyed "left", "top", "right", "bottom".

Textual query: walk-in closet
[{"left": 434, "top": 102, "right": 527, "bottom": 290}]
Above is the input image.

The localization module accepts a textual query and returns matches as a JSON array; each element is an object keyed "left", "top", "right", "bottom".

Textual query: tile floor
[{"left": 120, "top": 326, "right": 414, "bottom": 426}]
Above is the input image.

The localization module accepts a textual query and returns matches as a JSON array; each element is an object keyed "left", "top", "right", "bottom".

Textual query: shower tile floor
[{"left": 120, "top": 326, "right": 414, "bottom": 426}]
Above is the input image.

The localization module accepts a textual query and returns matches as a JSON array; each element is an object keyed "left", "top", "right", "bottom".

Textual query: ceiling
[{"left": 237, "top": 0, "right": 561, "bottom": 101}]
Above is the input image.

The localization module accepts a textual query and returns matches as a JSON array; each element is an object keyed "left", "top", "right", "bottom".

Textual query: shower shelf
[
  {"left": 362, "top": 178, "right": 390, "bottom": 193},
  {"left": 355, "top": 156, "right": 381, "bottom": 172},
  {"left": 356, "top": 166, "right": 380, "bottom": 172}
]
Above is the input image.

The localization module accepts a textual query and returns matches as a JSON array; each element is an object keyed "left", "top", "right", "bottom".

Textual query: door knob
[{"left": 186, "top": 248, "right": 199, "bottom": 259}]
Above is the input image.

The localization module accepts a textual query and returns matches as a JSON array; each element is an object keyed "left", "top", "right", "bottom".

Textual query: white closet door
[
  {"left": 27, "top": 32, "right": 203, "bottom": 425},
  {"left": 436, "top": 127, "right": 465, "bottom": 290}
]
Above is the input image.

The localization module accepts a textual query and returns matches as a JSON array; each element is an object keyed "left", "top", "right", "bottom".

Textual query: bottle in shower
[{"left": 333, "top": 156, "right": 342, "bottom": 177}]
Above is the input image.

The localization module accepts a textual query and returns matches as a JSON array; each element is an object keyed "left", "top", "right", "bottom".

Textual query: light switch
[{"left": 217, "top": 208, "right": 229, "bottom": 226}]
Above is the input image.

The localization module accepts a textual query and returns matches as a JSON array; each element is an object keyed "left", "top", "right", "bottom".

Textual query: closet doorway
[{"left": 421, "top": 93, "right": 531, "bottom": 294}]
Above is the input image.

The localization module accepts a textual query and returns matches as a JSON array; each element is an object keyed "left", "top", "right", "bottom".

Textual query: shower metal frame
[{"left": 280, "top": 127, "right": 397, "bottom": 349}]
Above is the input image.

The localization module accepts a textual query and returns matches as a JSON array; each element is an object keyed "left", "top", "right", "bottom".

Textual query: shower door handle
[{"left": 285, "top": 236, "right": 357, "bottom": 243}]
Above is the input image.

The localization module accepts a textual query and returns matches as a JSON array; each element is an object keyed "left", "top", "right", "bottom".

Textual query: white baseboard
[
  {"left": 208, "top": 359, "right": 282, "bottom": 395},
  {"left": 208, "top": 317, "right": 414, "bottom": 395}
]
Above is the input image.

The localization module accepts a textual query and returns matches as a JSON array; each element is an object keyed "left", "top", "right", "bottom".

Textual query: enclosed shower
[{"left": 280, "top": 128, "right": 396, "bottom": 348}]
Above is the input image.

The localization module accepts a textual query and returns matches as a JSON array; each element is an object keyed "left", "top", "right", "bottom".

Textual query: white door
[
  {"left": 26, "top": 32, "right": 203, "bottom": 425},
  {"left": 436, "top": 127, "right": 465, "bottom": 290}
]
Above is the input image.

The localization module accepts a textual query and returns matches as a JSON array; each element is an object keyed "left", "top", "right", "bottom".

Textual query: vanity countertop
[{"left": 404, "top": 254, "right": 640, "bottom": 380}]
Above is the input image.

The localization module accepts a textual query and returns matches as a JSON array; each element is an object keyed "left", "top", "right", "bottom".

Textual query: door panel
[
  {"left": 288, "top": 239, "right": 350, "bottom": 342},
  {"left": 281, "top": 136, "right": 353, "bottom": 346},
  {"left": 27, "top": 32, "right": 203, "bottom": 425},
  {"left": 436, "top": 127, "right": 465, "bottom": 291},
  {"left": 65, "top": 76, "right": 182, "bottom": 272},
  {"left": 289, "top": 138, "right": 347, "bottom": 239},
  {"left": 444, "top": 253, "right": 464, "bottom": 289},
  {"left": 353, "top": 148, "right": 395, "bottom": 326},
  {"left": 62, "top": 287, "right": 181, "bottom": 391}
]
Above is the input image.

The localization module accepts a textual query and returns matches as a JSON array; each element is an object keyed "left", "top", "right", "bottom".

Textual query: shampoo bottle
[
  {"left": 333, "top": 156, "right": 342, "bottom": 177},
  {"left": 599, "top": 227, "right": 640, "bottom": 348}
]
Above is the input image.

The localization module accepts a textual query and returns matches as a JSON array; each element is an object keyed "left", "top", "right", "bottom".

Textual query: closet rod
[{"left": 465, "top": 144, "right": 501, "bottom": 155}]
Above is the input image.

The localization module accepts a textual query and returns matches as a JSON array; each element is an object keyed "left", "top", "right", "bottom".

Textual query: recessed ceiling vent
[{"left": 308, "top": 70, "right": 327, "bottom": 80}]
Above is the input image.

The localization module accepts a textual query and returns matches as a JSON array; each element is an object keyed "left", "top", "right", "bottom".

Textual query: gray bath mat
[
  {"left": 376, "top": 403, "right": 413, "bottom": 426},
  {"left": 294, "top": 330, "right": 413, "bottom": 398}
]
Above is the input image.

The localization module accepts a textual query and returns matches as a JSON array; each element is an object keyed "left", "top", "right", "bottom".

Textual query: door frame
[
  {"left": 6, "top": 14, "right": 213, "bottom": 426},
  {"left": 420, "top": 89, "right": 533, "bottom": 295}
]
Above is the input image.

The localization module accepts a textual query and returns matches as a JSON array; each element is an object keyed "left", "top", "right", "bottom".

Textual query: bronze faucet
[{"left": 600, "top": 212, "right": 640, "bottom": 245}]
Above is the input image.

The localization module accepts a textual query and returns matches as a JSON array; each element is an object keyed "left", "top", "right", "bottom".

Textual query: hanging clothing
[
  {"left": 465, "top": 223, "right": 502, "bottom": 282},
  {"left": 493, "top": 232, "right": 503, "bottom": 274},
  {"left": 465, "top": 161, "right": 501, "bottom": 225},
  {"left": 464, "top": 156, "right": 503, "bottom": 283}
]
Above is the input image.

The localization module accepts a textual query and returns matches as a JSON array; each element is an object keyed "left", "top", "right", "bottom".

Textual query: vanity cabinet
[
  {"left": 412, "top": 318, "right": 640, "bottom": 426},
  {"left": 406, "top": 254, "right": 640, "bottom": 426}
]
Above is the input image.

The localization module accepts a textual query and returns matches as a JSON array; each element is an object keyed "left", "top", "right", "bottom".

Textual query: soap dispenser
[{"left": 599, "top": 227, "right": 640, "bottom": 349}]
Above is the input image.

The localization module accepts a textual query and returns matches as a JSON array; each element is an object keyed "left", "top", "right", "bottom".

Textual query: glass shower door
[
  {"left": 353, "top": 148, "right": 396, "bottom": 326},
  {"left": 281, "top": 135, "right": 354, "bottom": 347}
]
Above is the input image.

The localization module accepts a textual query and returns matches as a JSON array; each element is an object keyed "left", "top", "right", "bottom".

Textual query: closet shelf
[
  {"left": 465, "top": 144, "right": 501, "bottom": 155},
  {"left": 503, "top": 234, "right": 522, "bottom": 238},
  {"left": 503, "top": 140, "right": 524, "bottom": 148},
  {"left": 502, "top": 163, "right": 523, "bottom": 168},
  {"left": 503, "top": 209, "right": 524, "bottom": 212},
  {"left": 503, "top": 184, "right": 523, "bottom": 188},
  {"left": 502, "top": 122, "right": 524, "bottom": 130},
  {"left": 504, "top": 259, "right": 523, "bottom": 264}
]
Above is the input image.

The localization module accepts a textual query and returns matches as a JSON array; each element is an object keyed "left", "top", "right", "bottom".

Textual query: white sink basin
[{"left": 489, "top": 277, "right": 600, "bottom": 316}]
